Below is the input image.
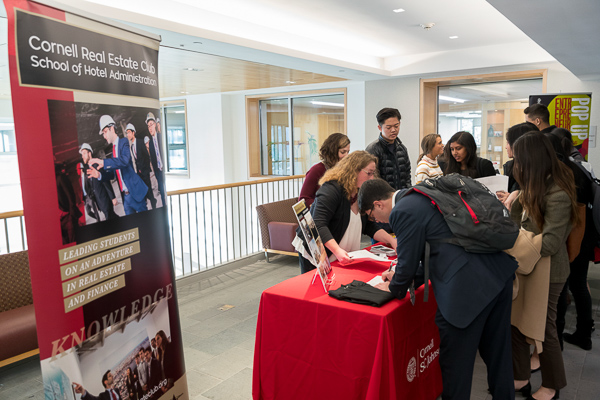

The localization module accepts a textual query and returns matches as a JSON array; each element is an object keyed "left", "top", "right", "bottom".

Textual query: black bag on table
[{"left": 328, "top": 280, "right": 395, "bottom": 307}]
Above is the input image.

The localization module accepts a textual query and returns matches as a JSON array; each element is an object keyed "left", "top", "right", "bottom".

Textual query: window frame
[
  {"left": 419, "top": 69, "right": 547, "bottom": 142},
  {"left": 160, "top": 99, "right": 190, "bottom": 176},
  {"left": 246, "top": 88, "right": 347, "bottom": 178}
]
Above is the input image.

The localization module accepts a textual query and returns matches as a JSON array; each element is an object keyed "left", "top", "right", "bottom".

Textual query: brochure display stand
[{"left": 292, "top": 200, "right": 335, "bottom": 292}]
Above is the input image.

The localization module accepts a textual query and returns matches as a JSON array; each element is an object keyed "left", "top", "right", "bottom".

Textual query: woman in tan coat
[{"left": 510, "top": 133, "right": 578, "bottom": 400}]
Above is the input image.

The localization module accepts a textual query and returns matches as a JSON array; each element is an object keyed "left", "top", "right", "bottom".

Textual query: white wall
[
  {"left": 163, "top": 93, "right": 226, "bottom": 192},
  {"left": 364, "top": 76, "right": 421, "bottom": 185}
]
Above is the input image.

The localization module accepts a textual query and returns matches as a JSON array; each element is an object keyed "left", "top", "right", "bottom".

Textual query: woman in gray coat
[{"left": 510, "top": 133, "right": 578, "bottom": 400}]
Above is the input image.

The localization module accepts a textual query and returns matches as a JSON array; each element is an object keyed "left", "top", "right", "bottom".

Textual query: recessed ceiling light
[
  {"left": 393, "top": 8, "right": 405, "bottom": 13},
  {"left": 180, "top": 91, "right": 189, "bottom": 94},
  {"left": 286, "top": 81, "right": 296, "bottom": 84},
  {"left": 311, "top": 101, "right": 344, "bottom": 107},
  {"left": 439, "top": 95, "right": 466, "bottom": 103},
  {"left": 449, "top": 36, "right": 459, "bottom": 39}
]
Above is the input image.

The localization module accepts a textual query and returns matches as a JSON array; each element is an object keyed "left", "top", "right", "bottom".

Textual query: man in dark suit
[
  {"left": 125, "top": 123, "right": 156, "bottom": 209},
  {"left": 73, "top": 370, "right": 122, "bottom": 400},
  {"left": 358, "top": 179, "right": 518, "bottom": 400},
  {"left": 79, "top": 143, "right": 118, "bottom": 221},
  {"left": 146, "top": 112, "right": 166, "bottom": 207},
  {"left": 145, "top": 347, "right": 162, "bottom": 399},
  {"left": 88, "top": 115, "right": 148, "bottom": 215}
]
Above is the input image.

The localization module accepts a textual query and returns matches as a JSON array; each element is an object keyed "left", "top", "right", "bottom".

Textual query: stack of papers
[{"left": 347, "top": 250, "right": 389, "bottom": 262}]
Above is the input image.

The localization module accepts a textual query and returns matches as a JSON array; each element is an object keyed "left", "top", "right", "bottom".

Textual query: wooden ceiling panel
[{"left": 158, "top": 47, "right": 347, "bottom": 98}]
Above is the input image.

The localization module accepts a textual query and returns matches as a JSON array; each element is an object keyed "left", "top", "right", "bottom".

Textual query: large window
[
  {"left": 0, "top": 121, "right": 16, "bottom": 153},
  {"left": 257, "top": 92, "right": 345, "bottom": 176},
  {"left": 161, "top": 100, "right": 189, "bottom": 174},
  {"left": 437, "top": 78, "right": 543, "bottom": 171}
]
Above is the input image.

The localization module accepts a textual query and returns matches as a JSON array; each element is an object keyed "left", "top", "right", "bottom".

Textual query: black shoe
[
  {"left": 564, "top": 331, "right": 592, "bottom": 350},
  {"left": 525, "top": 389, "right": 559, "bottom": 400},
  {"left": 516, "top": 381, "right": 532, "bottom": 397}
]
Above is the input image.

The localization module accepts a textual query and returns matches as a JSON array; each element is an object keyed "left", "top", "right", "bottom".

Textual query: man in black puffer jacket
[{"left": 365, "top": 108, "right": 412, "bottom": 190}]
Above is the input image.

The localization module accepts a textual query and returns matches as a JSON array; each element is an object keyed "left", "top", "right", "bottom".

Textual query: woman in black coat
[
  {"left": 440, "top": 131, "right": 495, "bottom": 178},
  {"left": 294, "top": 151, "right": 396, "bottom": 273}
]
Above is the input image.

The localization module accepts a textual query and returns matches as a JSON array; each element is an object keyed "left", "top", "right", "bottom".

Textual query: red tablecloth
[{"left": 252, "top": 259, "right": 443, "bottom": 400}]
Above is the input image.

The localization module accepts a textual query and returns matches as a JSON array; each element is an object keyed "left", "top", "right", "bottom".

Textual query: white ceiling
[
  {"left": 55, "top": 0, "right": 558, "bottom": 77},
  {"left": 3, "top": 0, "right": 600, "bottom": 98},
  {"left": 487, "top": 0, "right": 600, "bottom": 81}
]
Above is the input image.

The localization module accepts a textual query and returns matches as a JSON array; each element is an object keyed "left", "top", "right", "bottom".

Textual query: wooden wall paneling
[
  {"left": 420, "top": 81, "right": 438, "bottom": 140},
  {"left": 246, "top": 98, "right": 261, "bottom": 177}
]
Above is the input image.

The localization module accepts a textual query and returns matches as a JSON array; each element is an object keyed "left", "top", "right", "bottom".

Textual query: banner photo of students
[
  {"left": 529, "top": 93, "right": 592, "bottom": 160},
  {"left": 5, "top": 1, "right": 188, "bottom": 399}
]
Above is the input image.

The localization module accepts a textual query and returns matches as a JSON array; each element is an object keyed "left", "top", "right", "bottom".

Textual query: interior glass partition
[
  {"left": 259, "top": 93, "right": 345, "bottom": 176},
  {"left": 438, "top": 79, "right": 543, "bottom": 172}
]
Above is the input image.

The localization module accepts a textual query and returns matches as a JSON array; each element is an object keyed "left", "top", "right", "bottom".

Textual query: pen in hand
[{"left": 383, "top": 260, "right": 396, "bottom": 282}]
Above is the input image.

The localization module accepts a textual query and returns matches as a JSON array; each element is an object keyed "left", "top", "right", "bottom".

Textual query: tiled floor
[{"left": 1, "top": 252, "right": 600, "bottom": 399}]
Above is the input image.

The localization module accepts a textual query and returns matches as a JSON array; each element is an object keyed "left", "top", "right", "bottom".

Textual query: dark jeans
[
  {"left": 557, "top": 249, "right": 594, "bottom": 337},
  {"left": 139, "top": 171, "right": 157, "bottom": 209},
  {"left": 298, "top": 253, "right": 316, "bottom": 274}
]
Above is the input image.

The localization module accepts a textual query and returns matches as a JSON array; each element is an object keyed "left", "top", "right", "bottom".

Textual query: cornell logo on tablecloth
[{"left": 406, "top": 356, "right": 417, "bottom": 382}]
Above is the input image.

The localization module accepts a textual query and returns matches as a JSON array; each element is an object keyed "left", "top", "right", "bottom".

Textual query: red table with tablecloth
[{"left": 252, "top": 259, "right": 443, "bottom": 400}]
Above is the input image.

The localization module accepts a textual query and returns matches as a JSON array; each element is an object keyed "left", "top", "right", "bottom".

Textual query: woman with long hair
[
  {"left": 510, "top": 133, "right": 578, "bottom": 400},
  {"left": 415, "top": 133, "right": 444, "bottom": 184},
  {"left": 155, "top": 330, "right": 175, "bottom": 391},
  {"left": 293, "top": 150, "right": 396, "bottom": 273},
  {"left": 125, "top": 367, "right": 137, "bottom": 400},
  {"left": 545, "top": 132, "right": 595, "bottom": 351},
  {"left": 299, "top": 133, "right": 350, "bottom": 207},
  {"left": 440, "top": 131, "right": 495, "bottom": 178}
]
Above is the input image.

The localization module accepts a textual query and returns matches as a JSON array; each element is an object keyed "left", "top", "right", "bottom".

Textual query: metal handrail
[
  {"left": 0, "top": 175, "right": 305, "bottom": 220},
  {"left": 1, "top": 175, "right": 305, "bottom": 277},
  {"left": 167, "top": 175, "right": 304, "bottom": 196}
]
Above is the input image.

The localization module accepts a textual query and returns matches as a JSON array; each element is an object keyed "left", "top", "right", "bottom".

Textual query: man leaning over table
[{"left": 358, "top": 178, "right": 518, "bottom": 400}]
